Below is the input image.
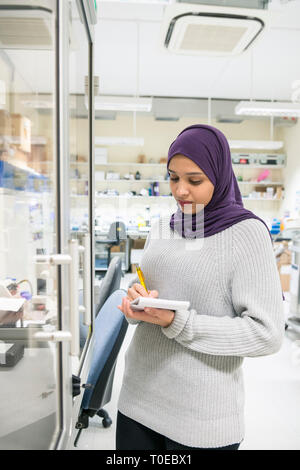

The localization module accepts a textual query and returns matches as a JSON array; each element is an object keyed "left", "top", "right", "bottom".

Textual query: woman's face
[{"left": 168, "top": 154, "right": 215, "bottom": 214}]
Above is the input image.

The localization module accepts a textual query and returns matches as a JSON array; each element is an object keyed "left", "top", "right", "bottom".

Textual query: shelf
[
  {"left": 0, "top": 187, "right": 52, "bottom": 197},
  {"left": 0, "top": 136, "right": 47, "bottom": 145},
  {"left": 94, "top": 162, "right": 166, "bottom": 167},
  {"left": 0, "top": 189, "right": 282, "bottom": 202},
  {"left": 71, "top": 179, "right": 168, "bottom": 183},
  {"left": 94, "top": 195, "right": 173, "bottom": 199},
  {"left": 238, "top": 181, "right": 284, "bottom": 185},
  {"left": 233, "top": 164, "right": 285, "bottom": 169},
  {"left": 71, "top": 178, "right": 284, "bottom": 186},
  {"left": 93, "top": 194, "right": 283, "bottom": 201},
  {"left": 95, "top": 179, "right": 169, "bottom": 183},
  {"left": 242, "top": 197, "right": 283, "bottom": 202},
  {"left": 71, "top": 162, "right": 285, "bottom": 169},
  {"left": 70, "top": 161, "right": 166, "bottom": 167}
]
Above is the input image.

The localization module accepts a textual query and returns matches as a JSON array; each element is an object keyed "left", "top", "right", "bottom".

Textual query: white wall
[
  {"left": 94, "top": 115, "right": 277, "bottom": 163},
  {"left": 279, "top": 121, "right": 300, "bottom": 219}
]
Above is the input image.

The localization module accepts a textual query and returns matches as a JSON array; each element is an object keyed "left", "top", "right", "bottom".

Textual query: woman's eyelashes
[{"left": 169, "top": 177, "right": 202, "bottom": 185}]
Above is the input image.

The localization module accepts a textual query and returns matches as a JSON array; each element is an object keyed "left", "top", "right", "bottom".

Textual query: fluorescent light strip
[
  {"left": 100, "top": 0, "right": 171, "bottom": 3},
  {"left": 229, "top": 140, "right": 283, "bottom": 150},
  {"left": 93, "top": 96, "right": 152, "bottom": 112},
  {"left": 95, "top": 137, "right": 144, "bottom": 146},
  {"left": 235, "top": 101, "right": 300, "bottom": 117},
  {"left": 22, "top": 100, "right": 53, "bottom": 109}
]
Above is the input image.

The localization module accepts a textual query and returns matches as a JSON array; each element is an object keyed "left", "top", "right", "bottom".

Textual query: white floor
[{"left": 74, "top": 274, "right": 300, "bottom": 451}]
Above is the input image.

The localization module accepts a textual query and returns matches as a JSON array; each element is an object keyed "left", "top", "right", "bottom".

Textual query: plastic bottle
[{"left": 270, "top": 218, "right": 281, "bottom": 235}]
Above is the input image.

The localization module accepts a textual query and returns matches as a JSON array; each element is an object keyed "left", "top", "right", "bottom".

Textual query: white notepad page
[{"left": 130, "top": 296, "right": 190, "bottom": 311}]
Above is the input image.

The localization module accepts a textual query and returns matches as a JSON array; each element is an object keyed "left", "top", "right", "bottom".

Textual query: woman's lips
[{"left": 178, "top": 200, "right": 193, "bottom": 206}]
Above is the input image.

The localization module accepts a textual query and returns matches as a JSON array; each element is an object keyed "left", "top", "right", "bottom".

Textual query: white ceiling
[
  {"left": 94, "top": 0, "right": 300, "bottom": 101},
  {"left": 2, "top": 0, "right": 300, "bottom": 107}
]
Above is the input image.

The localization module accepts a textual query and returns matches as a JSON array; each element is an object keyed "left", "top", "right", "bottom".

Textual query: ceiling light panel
[
  {"left": 93, "top": 96, "right": 152, "bottom": 112},
  {"left": 235, "top": 101, "right": 300, "bottom": 117}
]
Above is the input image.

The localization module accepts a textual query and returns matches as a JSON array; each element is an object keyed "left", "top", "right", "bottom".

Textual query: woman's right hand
[
  {"left": 127, "top": 283, "right": 158, "bottom": 302},
  {"left": 117, "top": 283, "right": 159, "bottom": 321}
]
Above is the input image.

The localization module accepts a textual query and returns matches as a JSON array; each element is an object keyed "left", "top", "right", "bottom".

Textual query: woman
[{"left": 116, "top": 124, "right": 285, "bottom": 450}]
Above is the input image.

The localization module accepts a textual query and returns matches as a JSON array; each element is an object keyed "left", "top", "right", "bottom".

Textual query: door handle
[
  {"left": 69, "top": 239, "right": 80, "bottom": 356},
  {"left": 35, "top": 250, "right": 79, "bottom": 355},
  {"left": 34, "top": 237, "right": 92, "bottom": 357},
  {"left": 82, "top": 233, "right": 91, "bottom": 326},
  {"left": 33, "top": 330, "right": 72, "bottom": 342},
  {"left": 34, "top": 254, "right": 72, "bottom": 265}
]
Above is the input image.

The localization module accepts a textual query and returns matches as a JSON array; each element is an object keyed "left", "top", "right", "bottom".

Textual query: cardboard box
[
  {"left": 278, "top": 262, "right": 291, "bottom": 292},
  {"left": 77, "top": 154, "right": 87, "bottom": 163},
  {"left": 275, "top": 186, "right": 283, "bottom": 199},
  {"left": 275, "top": 241, "right": 291, "bottom": 266},
  {"left": 110, "top": 246, "right": 120, "bottom": 252},
  {"left": 11, "top": 113, "right": 31, "bottom": 153},
  {"left": 0, "top": 109, "right": 11, "bottom": 136},
  {"left": 277, "top": 247, "right": 291, "bottom": 267},
  {"left": 133, "top": 239, "right": 145, "bottom": 249},
  {"left": 280, "top": 274, "right": 291, "bottom": 292},
  {"left": 131, "top": 264, "right": 137, "bottom": 273},
  {"left": 137, "top": 153, "right": 147, "bottom": 164},
  {"left": 14, "top": 148, "right": 29, "bottom": 165},
  {"left": 28, "top": 144, "right": 48, "bottom": 173}
]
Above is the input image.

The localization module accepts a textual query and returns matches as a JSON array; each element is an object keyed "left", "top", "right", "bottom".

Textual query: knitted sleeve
[{"left": 161, "top": 219, "right": 285, "bottom": 357}]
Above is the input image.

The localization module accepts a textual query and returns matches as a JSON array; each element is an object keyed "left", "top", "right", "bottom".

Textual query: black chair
[
  {"left": 96, "top": 221, "right": 127, "bottom": 269},
  {"left": 80, "top": 256, "right": 123, "bottom": 350},
  {"left": 74, "top": 288, "right": 128, "bottom": 447}
]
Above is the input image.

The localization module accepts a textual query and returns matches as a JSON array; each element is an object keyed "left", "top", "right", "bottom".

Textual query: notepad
[{"left": 130, "top": 296, "right": 190, "bottom": 311}]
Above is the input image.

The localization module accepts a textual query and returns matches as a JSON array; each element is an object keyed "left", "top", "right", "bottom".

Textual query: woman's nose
[{"left": 176, "top": 182, "right": 190, "bottom": 197}]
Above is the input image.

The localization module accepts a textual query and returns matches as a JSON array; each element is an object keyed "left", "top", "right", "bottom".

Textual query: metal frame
[
  {"left": 56, "top": 0, "right": 96, "bottom": 450},
  {"left": 54, "top": 0, "right": 72, "bottom": 450},
  {"left": 63, "top": 0, "right": 96, "bottom": 450},
  {"left": 0, "top": 0, "right": 96, "bottom": 450}
]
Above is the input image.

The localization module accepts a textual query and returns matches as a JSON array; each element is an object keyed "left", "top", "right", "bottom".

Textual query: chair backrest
[
  {"left": 80, "top": 288, "right": 128, "bottom": 412},
  {"left": 80, "top": 256, "right": 123, "bottom": 349},
  {"left": 107, "top": 221, "right": 127, "bottom": 242},
  {"left": 95, "top": 256, "right": 123, "bottom": 316}
]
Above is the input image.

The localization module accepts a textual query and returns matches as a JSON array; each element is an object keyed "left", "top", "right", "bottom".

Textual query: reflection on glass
[
  {"left": 69, "top": 6, "right": 91, "bottom": 356},
  {"left": 0, "top": 0, "right": 59, "bottom": 449}
]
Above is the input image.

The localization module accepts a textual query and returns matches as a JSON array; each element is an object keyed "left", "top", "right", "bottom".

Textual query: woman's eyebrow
[{"left": 168, "top": 169, "right": 204, "bottom": 175}]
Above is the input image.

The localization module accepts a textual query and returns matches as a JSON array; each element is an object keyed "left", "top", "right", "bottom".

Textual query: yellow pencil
[{"left": 136, "top": 265, "right": 148, "bottom": 294}]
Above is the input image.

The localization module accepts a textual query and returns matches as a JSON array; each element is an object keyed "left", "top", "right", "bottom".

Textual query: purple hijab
[
  {"left": 167, "top": 124, "right": 285, "bottom": 301},
  {"left": 168, "top": 124, "right": 273, "bottom": 242}
]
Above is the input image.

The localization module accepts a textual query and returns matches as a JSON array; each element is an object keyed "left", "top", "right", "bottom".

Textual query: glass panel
[
  {"left": 69, "top": 2, "right": 92, "bottom": 357},
  {"left": 0, "top": 339, "right": 59, "bottom": 450},
  {"left": 0, "top": 0, "right": 60, "bottom": 449}
]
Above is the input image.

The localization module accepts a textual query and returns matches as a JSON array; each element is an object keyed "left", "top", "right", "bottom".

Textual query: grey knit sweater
[{"left": 117, "top": 216, "right": 285, "bottom": 448}]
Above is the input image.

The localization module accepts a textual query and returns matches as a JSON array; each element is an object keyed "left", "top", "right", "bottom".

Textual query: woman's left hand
[{"left": 117, "top": 296, "right": 175, "bottom": 328}]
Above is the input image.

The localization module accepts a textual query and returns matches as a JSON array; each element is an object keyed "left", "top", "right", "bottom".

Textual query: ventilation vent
[
  {"left": 0, "top": 6, "right": 53, "bottom": 49},
  {"left": 161, "top": 3, "right": 268, "bottom": 56},
  {"left": 0, "top": 18, "right": 52, "bottom": 48}
]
